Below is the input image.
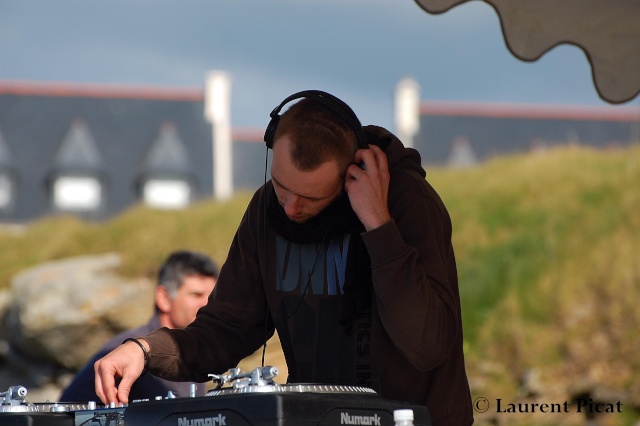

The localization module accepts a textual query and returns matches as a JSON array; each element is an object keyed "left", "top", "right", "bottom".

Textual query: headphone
[{"left": 263, "top": 90, "right": 369, "bottom": 151}]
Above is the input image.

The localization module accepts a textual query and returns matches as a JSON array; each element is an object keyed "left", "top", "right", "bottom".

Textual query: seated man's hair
[{"left": 157, "top": 250, "right": 219, "bottom": 298}]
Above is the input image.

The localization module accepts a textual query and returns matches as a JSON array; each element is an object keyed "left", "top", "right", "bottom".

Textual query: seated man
[{"left": 60, "top": 250, "right": 218, "bottom": 402}]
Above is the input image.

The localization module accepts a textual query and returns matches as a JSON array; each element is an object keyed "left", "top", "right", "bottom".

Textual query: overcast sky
[{"left": 1, "top": 0, "right": 633, "bottom": 130}]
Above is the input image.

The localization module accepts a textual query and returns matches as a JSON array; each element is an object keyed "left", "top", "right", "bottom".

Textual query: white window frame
[
  {"left": 53, "top": 175, "right": 102, "bottom": 211},
  {"left": 142, "top": 178, "right": 191, "bottom": 210}
]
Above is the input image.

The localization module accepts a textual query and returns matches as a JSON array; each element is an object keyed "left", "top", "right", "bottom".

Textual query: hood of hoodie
[{"left": 363, "top": 125, "right": 426, "bottom": 179}]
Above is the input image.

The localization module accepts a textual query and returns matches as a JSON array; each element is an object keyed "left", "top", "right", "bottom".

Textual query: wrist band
[{"left": 122, "top": 338, "right": 149, "bottom": 375}]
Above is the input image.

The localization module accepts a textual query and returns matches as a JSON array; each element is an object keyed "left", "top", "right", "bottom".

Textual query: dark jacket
[
  {"left": 59, "top": 315, "right": 207, "bottom": 403},
  {"left": 144, "top": 126, "right": 473, "bottom": 425}
]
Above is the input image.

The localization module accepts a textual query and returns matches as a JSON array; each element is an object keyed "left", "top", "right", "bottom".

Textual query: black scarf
[{"left": 266, "top": 187, "right": 372, "bottom": 327}]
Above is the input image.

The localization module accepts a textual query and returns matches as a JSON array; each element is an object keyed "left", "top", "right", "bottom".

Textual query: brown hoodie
[{"left": 144, "top": 125, "right": 474, "bottom": 425}]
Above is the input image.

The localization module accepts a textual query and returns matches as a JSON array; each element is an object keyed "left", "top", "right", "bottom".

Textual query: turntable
[
  {"left": 1, "top": 367, "right": 430, "bottom": 425},
  {"left": 1, "top": 385, "right": 124, "bottom": 426}
]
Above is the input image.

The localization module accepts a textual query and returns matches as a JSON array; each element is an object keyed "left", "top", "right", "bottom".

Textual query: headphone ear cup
[{"left": 263, "top": 115, "right": 280, "bottom": 149}]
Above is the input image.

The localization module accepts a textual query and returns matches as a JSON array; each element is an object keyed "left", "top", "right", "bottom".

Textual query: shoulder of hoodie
[
  {"left": 362, "top": 124, "right": 425, "bottom": 188},
  {"left": 363, "top": 125, "right": 449, "bottom": 214}
]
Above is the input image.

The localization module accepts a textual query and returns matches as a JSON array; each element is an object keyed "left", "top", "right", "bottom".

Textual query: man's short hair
[
  {"left": 273, "top": 98, "right": 359, "bottom": 173},
  {"left": 157, "top": 250, "right": 219, "bottom": 298}
]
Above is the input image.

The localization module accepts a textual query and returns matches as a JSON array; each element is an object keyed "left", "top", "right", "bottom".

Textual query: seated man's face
[
  {"left": 170, "top": 274, "right": 217, "bottom": 328},
  {"left": 271, "top": 135, "right": 343, "bottom": 224}
]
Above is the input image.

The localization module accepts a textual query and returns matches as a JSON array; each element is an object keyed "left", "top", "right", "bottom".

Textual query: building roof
[
  {"left": 416, "top": 101, "right": 640, "bottom": 166},
  {"left": 0, "top": 80, "right": 212, "bottom": 222}
]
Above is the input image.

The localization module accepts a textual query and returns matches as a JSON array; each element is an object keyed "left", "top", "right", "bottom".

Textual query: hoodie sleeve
[
  {"left": 361, "top": 126, "right": 461, "bottom": 373},
  {"left": 144, "top": 187, "right": 273, "bottom": 382}
]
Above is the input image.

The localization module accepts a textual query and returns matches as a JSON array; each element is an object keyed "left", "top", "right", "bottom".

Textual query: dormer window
[
  {"left": 447, "top": 136, "right": 477, "bottom": 168},
  {"left": 53, "top": 175, "right": 102, "bottom": 211},
  {"left": 50, "top": 119, "right": 104, "bottom": 214},
  {"left": 142, "top": 178, "right": 191, "bottom": 209},
  {"left": 0, "top": 127, "right": 15, "bottom": 212},
  {"left": 138, "top": 121, "right": 193, "bottom": 210},
  {"left": 0, "top": 172, "right": 13, "bottom": 210}
]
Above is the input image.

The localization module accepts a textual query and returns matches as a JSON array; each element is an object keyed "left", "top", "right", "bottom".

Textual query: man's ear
[{"left": 155, "top": 286, "right": 172, "bottom": 314}]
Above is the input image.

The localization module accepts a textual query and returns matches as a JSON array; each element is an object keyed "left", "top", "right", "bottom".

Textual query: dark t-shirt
[
  {"left": 274, "top": 234, "right": 372, "bottom": 386},
  {"left": 59, "top": 315, "right": 207, "bottom": 403}
]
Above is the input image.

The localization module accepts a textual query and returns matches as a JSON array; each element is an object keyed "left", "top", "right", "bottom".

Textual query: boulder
[{"left": 3, "top": 253, "right": 154, "bottom": 370}]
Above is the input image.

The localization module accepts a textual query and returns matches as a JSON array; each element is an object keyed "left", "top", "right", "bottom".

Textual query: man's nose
[{"left": 283, "top": 194, "right": 302, "bottom": 215}]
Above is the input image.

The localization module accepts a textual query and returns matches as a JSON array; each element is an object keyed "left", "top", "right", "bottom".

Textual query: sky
[{"left": 1, "top": 0, "right": 635, "bottom": 131}]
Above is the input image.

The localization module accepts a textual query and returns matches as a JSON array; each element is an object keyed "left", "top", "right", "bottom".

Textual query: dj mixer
[{"left": 1, "top": 367, "right": 430, "bottom": 426}]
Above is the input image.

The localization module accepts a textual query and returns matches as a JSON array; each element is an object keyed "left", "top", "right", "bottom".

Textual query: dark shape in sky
[{"left": 415, "top": 0, "right": 640, "bottom": 104}]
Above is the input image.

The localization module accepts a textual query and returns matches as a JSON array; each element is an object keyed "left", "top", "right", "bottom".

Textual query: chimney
[
  {"left": 394, "top": 77, "right": 421, "bottom": 148},
  {"left": 204, "top": 71, "right": 233, "bottom": 200}
]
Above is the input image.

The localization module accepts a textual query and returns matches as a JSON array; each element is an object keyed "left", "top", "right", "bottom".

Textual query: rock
[{"left": 3, "top": 253, "right": 154, "bottom": 370}]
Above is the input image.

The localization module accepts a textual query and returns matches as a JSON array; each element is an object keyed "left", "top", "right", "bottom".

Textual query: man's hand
[
  {"left": 344, "top": 144, "right": 391, "bottom": 231},
  {"left": 94, "top": 339, "right": 147, "bottom": 405}
]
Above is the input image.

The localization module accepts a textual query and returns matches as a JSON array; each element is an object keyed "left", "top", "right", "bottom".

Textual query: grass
[
  {"left": 1, "top": 143, "right": 639, "bottom": 424},
  {"left": 0, "top": 192, "right": 254, "bottom": 288},
  {"left": 430, "top": 145, "right": 640, "bottom": 342},
  {"left": 429, "top": 145, "right": 640, "bottom": 425}
]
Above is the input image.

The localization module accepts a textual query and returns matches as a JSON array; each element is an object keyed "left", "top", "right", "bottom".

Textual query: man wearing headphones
[{"left": 94, "top": 91, "right": 473, "bottom": 425}]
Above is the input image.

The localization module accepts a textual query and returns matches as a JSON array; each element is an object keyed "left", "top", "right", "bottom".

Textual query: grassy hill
[
  {"left": 1, "top": 143, "right": 639, "bottom": 425},
  {"left": 0, "top": 192, "right": 253, "bottom": 288},
  {"left": 431, "top": 144, "right": 640, "bottom": 425}
]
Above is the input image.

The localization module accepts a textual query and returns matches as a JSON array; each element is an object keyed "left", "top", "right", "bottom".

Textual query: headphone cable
[{"left": 261, "top": 145, "right": 271, "bottom": 367}]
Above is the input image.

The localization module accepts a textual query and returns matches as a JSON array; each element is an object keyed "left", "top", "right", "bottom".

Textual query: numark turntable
[
  {"left": 1, "top": 367, "right": 431, "bottom": 425},
  {"left": 0, "top": 385, "right": 125, "bottom": 426}
]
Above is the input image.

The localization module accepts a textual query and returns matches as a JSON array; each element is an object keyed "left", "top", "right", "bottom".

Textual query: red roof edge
[
  {"left": 420, "top": 100, "right": 640, "bottom": 122},
  {"left": 0, "top": 79, "right": 204, "bottom": 101},
  {"left": 231, "top": 127, "right": 265, "bottom": 143}
]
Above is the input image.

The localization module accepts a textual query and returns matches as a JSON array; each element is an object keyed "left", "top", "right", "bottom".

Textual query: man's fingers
[
  {"left": 354, "top": 145, "right": 388, "bottom": 174},
  {"left": 94, "top": 364, "right": 106, "bottom": 404},
  {"left": 368, "top": 144, "right": 389, "bottom": 173},
  {"left": 115, "top": 374, "right": 134, "bottom": 405},
  {"left": 93, "top": 340, "right": 146, "bottom": 405},
  {"left": 94, "top": 359, "right": 118, "bottom": 404}
]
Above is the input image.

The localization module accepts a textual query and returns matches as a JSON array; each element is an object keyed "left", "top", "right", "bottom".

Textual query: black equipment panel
[
  {"left": 0, "top": 412, "right": 75, "bottom": 426},
  {"left": 124, "top": 391, "right": 430, "bottom": 426}
]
